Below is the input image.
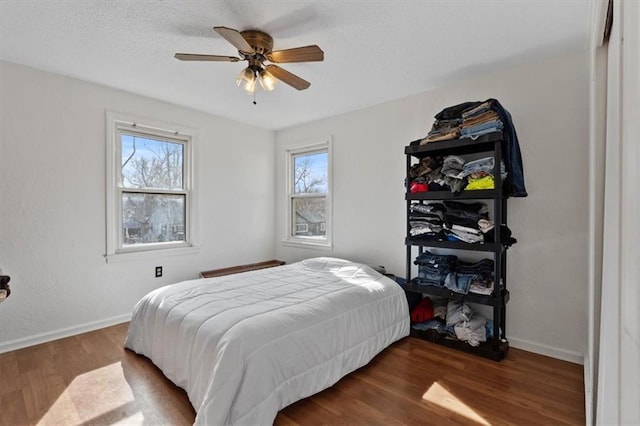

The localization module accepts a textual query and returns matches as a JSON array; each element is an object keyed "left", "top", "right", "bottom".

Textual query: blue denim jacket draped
[{"left": 485, "top": 98, "right": 528, "bottom": 197}]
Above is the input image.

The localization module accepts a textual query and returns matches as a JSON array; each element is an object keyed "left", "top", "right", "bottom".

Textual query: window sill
[
  {"left": 105, "top": 245, "right": 200, "bottom": 264},
  {"left": 281, "top": 239, "right": 333, "bottom": 251}
]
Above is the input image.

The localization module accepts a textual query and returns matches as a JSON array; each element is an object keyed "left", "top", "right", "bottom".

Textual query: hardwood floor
[{"left": 0, "top": 323, "right": 584, "bottom": 425}]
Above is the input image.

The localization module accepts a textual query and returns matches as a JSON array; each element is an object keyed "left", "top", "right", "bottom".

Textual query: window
[
  {"left": 285, "top": 139, "right": 332, "bottom": 248},
  {"left": 106, "top": 112, "right": 197, "bottom": 259}
]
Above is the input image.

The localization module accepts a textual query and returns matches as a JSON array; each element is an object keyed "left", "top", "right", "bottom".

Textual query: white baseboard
[
  {"left": 0, "top": 313, "right": 132, "bottom": 354},
  {"left": 509, "top": 336, "right": 584, "bottom": 365}
]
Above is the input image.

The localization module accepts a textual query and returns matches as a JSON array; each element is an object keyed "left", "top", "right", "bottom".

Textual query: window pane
[
  {"left": 121, "top": 134, "right": 184, "bottom": 190},
  {"left": 122, "top": 193, "right": 185, "bottom": 245},
  {"left": 293, "top": 151, "right": 327, "bottom": 194},
  {"left": 292, "top": 196, "right": 326, "bottom": 237}
]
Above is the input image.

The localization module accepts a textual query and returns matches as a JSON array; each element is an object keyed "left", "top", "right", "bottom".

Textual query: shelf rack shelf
[{"left": 402, "top": 131, "right": 510, "bottom": 361}]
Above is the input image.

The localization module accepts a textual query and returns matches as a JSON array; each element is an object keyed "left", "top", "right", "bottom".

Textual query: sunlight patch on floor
[
  {"left": 422, "top": 381, "right": 491, "bottom": 426},
  {"left": 39, "top": 362, "right": 142, "bottom": 425}
]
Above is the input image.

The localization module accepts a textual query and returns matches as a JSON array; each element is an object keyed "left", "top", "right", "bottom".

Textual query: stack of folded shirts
[
  {"left": 448, "top": 224, "right": 484, "bottom": 243},
  {"left": 409, "top": 200, "right": 497, "bottom": 244},
  {"left": 420, "top": 118, "right": 462, "bottom": 144},
  {"left": 455, "top": 156, "right": 507, "bottom": 191},
  {"left": 460, "top": 101, "right": 504, "bottom": 139},
  {"left": 445, "top": 258, "right": 495, "bottom": 295},
  {"left": 409, "top": 211, "right": 444, "bottom": 237}
]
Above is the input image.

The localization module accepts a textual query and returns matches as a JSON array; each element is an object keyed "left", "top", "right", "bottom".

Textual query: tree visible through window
[
  {"left": 289, "top": 146, "right": 329, "bottom": 243},
  {"left": 120, "top": 135, "right": 186, "bottom": 246}
]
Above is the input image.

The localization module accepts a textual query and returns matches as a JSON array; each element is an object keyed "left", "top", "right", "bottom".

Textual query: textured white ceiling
[{"left": 0, "top": 1, "right": 590, "bottom": 130}]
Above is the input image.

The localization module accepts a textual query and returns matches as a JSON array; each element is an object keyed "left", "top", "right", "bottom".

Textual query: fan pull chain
[{"left": 253, "top": 90, "right": 257, "bottom": 105}]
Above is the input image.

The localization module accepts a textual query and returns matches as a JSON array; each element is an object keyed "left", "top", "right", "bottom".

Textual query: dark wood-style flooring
[{"left": 0, "top": 322, "right": 584, "bottom": 425}]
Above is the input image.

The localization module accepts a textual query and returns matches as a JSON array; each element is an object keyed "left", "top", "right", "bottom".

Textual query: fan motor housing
[{"left": 240, "top": 30, "right": 274, "bottom": 55}]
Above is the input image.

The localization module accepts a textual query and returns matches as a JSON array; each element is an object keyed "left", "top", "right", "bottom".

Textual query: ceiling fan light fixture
[
  {"left": 258, "top": 69, "right": 277, "bottom": 91},
  {"left": 236, "top": 67, "right": 257, "bottom": 93},
  {"left": 176, "top": 26, "right": 323, "bottom": 95}
]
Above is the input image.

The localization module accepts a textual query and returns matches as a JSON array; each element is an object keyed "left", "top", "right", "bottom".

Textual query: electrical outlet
[{"left": 155, "top": 266, "right": 163, "bottom": 278}]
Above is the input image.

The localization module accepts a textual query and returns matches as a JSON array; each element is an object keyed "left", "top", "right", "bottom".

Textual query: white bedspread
[{"left": 124, "top": 257, "right": 409, "bottom": 425}]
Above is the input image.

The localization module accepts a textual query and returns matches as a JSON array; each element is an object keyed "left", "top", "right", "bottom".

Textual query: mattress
[{"left": 124, "top": 257, "right": 410, "bottom": 425}]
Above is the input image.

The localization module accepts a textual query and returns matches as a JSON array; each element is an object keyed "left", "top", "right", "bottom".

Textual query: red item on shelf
[
  {"left": 410, "top": 182, "right": 429, "bottom": 193},
  {"left": 410, "top": 297, "right": 434, "bottom": 323}
]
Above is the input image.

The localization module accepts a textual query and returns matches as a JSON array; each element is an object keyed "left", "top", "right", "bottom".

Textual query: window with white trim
[
  {"left": 106, "top": 112, "right": 196, "bottom": 258},
  {"left": 285, "top": 140, "right": 332, "bottom": 248}
]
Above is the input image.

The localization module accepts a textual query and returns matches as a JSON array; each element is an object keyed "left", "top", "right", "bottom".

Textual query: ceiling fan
[{"left": 175, "top": 26, "right": 324, "bottom": 93}]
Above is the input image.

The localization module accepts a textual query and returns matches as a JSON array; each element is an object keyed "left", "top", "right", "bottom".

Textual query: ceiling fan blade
[
  {"left": 175, "top": 53, "right": 240, "bottom": 62},
  {"left": 213, "top": 26, "right": 255, "bottom": 54},
  {"left": 267, "top": 45, "right": 324, "bottom": 63},
  {"left": 264, "top": 64, "right": 311, "bottom": 90}
]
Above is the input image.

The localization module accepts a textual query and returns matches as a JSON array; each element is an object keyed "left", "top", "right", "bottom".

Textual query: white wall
[
  {"left": 275, "top": 50, "right": 589, "bottom": 362},
  {"left": 0, "top": 61, "right": 276, "bottom": 351},
  {"left": 1, "top": 50, "right": 591, "bottom": 362}
]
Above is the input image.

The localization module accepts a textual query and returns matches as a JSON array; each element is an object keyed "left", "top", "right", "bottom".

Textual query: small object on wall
[
  {"left": 155, "top": 266, "right": 163, "bottom": 278},
  {"left": 0, "top": 275, "right": 11, "bottom": 303}
]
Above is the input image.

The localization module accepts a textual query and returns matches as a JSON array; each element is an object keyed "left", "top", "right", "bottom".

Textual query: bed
[{"left": 124, "top": 257, "right": 410, "bottom": 425}]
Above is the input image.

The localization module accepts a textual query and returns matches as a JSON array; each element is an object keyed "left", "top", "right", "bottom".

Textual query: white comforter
[{"left": 124, "top": 257, "right": 409, "bottom": 425}]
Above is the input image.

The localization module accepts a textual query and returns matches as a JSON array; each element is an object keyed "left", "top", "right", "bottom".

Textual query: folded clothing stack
[
  {"left": 409, "top": 98, "right": 527, "bottom": 198},
  {"left": 442, "top": 200, "right": 489, "bottom": 243},
  {"left": 460, "top": 101, "right": 504, "bottom": 139},
  {"left": 446, "top": 258, "right": 495, "bottom": 295},
  {"left": 413, "top": 249, "right": 496, "bottom": 296},
  {"left": 413, "top": 250, "right": 457, "bottom": 288},
  {"left": 410, "top": 298, "right": 497, "bottom": 347},
  {"left": 418, "top": 100, "right": 504, "bottom": 145},
  {"left": 409, "top": 203, "right": 445, "bottom": 238},
  {"left": 407, "top": 154, "right": 506, "bottom": 193},
  {"left": 418, "top": 101, "right": 479, "bottom": 145},
  {"left": 456, "top": 156, "right": 507, "bottom": 191},
  {"left": 408, "top": 200, "right": 512, "bottom": 245},
  {"left": 420, "top": 118, "right": 462, "bottom": 143}
]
